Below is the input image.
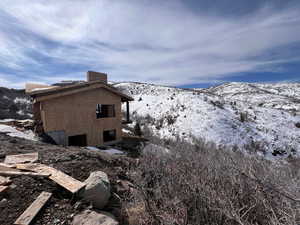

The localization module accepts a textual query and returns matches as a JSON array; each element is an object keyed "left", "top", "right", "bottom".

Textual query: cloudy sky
[{"left": 0, "top": 0, "right": 299, "bottom": 88}]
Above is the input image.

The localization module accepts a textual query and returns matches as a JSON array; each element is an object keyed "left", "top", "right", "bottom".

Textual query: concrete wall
[
  {"left": 40, "top": 87, "right": 122, "bottom": 146},
  {"left": 47, "top": 130, "right": 67, "bottom": 146}
]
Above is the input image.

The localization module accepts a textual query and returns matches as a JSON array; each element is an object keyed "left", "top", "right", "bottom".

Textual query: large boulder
[
  {"left": 72, "top": 210, "right": 118, "bottom": 225},
  {"left": 82, "top": 171, "right": 111, "bottom": 209}
]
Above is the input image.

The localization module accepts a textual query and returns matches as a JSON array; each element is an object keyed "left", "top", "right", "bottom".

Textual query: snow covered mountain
[{"left": 115, "top": 82, "right": 300, "bottom": 157}]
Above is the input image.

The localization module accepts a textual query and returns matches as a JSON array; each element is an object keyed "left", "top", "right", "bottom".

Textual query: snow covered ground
[
  {"left": 115, "top": 82, "right": 300, "bottom": 157},
  {"left": 0, "top": 124, "right": 37, "bottom": 141}
]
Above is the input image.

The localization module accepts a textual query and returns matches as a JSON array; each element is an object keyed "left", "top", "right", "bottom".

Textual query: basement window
[
  {"left": 68, "top": 134, "right": 87, "bottom": 146},
  {"left": 103, "top": 129, "right": 116, "bottom": 142},
  {"left": 96, "top": 104, "right": 115, "bottom": 118}
]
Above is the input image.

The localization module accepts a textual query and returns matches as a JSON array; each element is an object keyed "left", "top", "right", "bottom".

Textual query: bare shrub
[
  {"left": 130, "top": 139, "right": 300, "bottom": 225},
  {"left": 210, "top": 100, "right": 224, "bottom": 109},
  {"left": 155, "top": 118, "right": 164, "bottom": 130},
  {"left": 134, "top": 122, "right": 143, "bottom": 137},
  {"left": 166, "top": 115, "right": 177, "bottom": 125}
]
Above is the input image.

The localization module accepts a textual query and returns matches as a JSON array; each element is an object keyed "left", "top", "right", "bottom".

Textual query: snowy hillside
[
  {"left": 205, "top": 82, "right": 300, "bottom": 112},
  {"left": 0, "top": 87, "right": 32, "bottom": 120},
  {"left": 115, "top": 82, "right": 300, "bottom": 157}
]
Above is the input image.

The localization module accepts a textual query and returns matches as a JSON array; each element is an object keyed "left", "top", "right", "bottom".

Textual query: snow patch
[
  {"left": 14, "top": 97, "right": 31, "bottom": 105},
  {"left": 0, "top": 124, "right": 37, "bottom": 141},
  {"left": 86, "top": 146, "right": 124, "bottom": 155},
  {"left": 102, "top": 148, "right": 124, "bottom": 155},
  {"left": 17, "top": 110, "right": 25, "bottom": 115}
]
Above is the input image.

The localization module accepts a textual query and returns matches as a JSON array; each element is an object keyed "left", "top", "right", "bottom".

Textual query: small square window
[
  {"left": 103, "top": 129, "right": 116, "bottom": 142},
  {"left": 96, "top": 104, "right": 115, "bottom": 118}
]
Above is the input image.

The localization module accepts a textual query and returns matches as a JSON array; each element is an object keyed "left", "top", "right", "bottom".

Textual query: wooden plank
[
  {"left": 0, "top": 185, "right": 8, "bottom": 193},
  {"left": 16, "top": 164, "right": 85, "bottom": 193},
  {"left": 0, "top": 163, "right": 16, "bottom": 168},
  {"left": 0, "top": 171, "right": 50, "bottom": 178},
  {"left": 0, "top": 176, "right": 11, "bottom": 185},
  {"left": 14, "top": 191, "right": 52, "bottom": 225},
  {"left": 0, "top": 165, "right": 20, "bottom": 172},
  {"left": 4, "top": 152, "right": 38, "bottom": 164}
]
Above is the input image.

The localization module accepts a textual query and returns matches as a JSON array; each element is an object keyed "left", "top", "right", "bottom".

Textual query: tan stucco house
[{"left": 26, "top": 71, "right": 133, "bottom": 146}]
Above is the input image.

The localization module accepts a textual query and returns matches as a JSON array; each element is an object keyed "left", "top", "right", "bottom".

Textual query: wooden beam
[
  {"left": 4, "top": 152, "right": 38, "bottom": 164},
  {"left": 16, "top": 164, "right": 85, "bottom": 193},
  {"left": 0, "top": 185, "right": 8, "bottom": 193},
  {"left": 0, "top": 171, "right": 50, "bottom": 178},
  {"left": 14, "top": 191, "right": 52, "bottom": 225}
]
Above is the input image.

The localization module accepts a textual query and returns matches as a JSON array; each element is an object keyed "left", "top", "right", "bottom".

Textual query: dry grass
[{"left": 129, "top": 138, "right": 300, "bottom": 225}]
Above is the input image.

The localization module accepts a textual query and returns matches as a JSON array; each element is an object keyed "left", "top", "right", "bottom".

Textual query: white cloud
[{"left": 0, "top": 0, "right": 299, "bottom": 87}]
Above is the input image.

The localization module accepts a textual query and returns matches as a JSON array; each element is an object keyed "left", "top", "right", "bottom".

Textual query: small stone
[
  {"left": 72, "top": 210, "right": 118, "bottom": 225},
  {"left": 10, "top": 184, "right": 17, "bottom": 189},
  {"left": 0, "top": 198, "right": 7, "bottom": 207},
  {"left": 53, "top": 218, "right": 60, "bottom": 223}
]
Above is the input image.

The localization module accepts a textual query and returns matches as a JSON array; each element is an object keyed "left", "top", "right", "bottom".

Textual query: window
[
  {"left": 68, "top": 134, "right": 87, "bottom": 146},
  {"left": 103, "top": 129, "right": 116, "bottom": 142},
  {"left": 96, "top": 104, "right": 115, "bottom": 118}
]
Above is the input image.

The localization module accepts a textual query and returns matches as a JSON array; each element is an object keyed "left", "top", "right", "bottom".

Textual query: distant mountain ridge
[{"left": 114, "top": 82, "right": 300, "bottom": 157}]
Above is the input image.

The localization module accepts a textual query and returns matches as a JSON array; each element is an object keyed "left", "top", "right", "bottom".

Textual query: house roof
[{"left": 28, "top": 80, "right": 134, "bottom": 102}]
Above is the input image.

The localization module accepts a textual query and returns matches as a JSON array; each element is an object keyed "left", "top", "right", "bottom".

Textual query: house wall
[{"left": 40, "top": 88, "right": 122, "bottom": 146}]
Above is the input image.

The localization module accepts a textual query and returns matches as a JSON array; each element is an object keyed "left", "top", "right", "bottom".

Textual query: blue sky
[{"left": 0, "top": 0, "right": 299, "bottom": 88}]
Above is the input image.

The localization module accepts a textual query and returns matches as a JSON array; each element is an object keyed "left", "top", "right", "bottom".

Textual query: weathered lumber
[
  {"left": 0, "top": 176, "right": 11, "bottom": 185},
  {"left": 0, "top": 163, "right": 16, "bottom": 168},
  {"left": 0, "top": 171, "right": 50, "bottom": 178},
  {"left": 0, "top": 185, "right": 8, "bottom": 193},
  {"left": 0, "top": 165, "right": 20, "bottom": 172},
  {"left": 4, "top": 152, "right": 38, "bottom": 164},
  {"left": 14, "top": 191, "right": 52, "bottom": 225},
  {"left": 16, "top": 164, "right": 86, "bottom": 193}
]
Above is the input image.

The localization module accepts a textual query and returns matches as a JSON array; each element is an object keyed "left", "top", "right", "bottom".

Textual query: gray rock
[
  {"left": 82, "top": 171, "right": 111, "bottom": 209},
  {"left": 72, "top": 210, "right": 118, "bottom": 225},
  {"left": 0, "top": 198, "right": 7, "bottom": 207}
]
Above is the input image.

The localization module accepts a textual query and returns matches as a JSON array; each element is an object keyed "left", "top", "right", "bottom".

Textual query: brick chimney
[{"left": 87, "top": 71, "right": 107, "bottom": 83}]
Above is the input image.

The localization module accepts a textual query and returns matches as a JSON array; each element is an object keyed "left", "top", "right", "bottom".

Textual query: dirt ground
[{"left": 0, "top": 133, "right": 140, "bottom": 225}]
